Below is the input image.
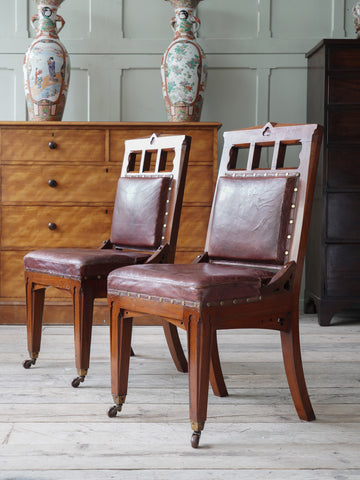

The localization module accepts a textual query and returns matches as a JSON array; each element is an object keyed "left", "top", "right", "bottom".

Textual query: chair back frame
[{"left": 204, "top": 122, "right": 323, "bottom": 297}]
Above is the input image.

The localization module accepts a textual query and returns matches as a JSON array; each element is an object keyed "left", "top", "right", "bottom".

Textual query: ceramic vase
[
  {"left": 161, "top": 0, "right": 207, "bottom": 122},
  {"left": 354, "top": 2, "right": 360, "bottom": 37},
  {"left": 23, "top": 0, "right": 70, "bottom": 121}
]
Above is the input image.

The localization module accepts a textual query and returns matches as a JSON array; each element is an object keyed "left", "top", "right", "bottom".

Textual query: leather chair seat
[
  {"left": 108, "top": 263, "right": 276, "bottom": 307},
  {"left": 24, "top": 248, "right": 151, "bottom": 279}
]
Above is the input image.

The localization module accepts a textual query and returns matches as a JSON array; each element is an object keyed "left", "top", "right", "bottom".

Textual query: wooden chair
[
  {"left": 23, "top": 133, "right": 191, "bottom": 387},
  {"left": 106, "top": 122, "right": 323, "bottom": 448}
]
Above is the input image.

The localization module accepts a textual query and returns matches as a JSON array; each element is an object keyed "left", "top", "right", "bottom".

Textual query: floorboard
[{"left": 0, "top": 313, "right": 359, "bottom": 479}]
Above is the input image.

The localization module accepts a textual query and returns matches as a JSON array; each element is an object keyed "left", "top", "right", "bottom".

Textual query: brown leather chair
[
  {"left": 23, "top": 133, "right": 191, "bottom": 387},
  {"left": 106, "top": 122, "right": 323, "bottom": 448}
]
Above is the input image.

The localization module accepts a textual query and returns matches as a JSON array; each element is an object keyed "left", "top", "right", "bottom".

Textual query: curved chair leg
[
  {"left": 187, "top": 311, "right": 213, "bottom": 448},
  {"left": 162, "top": 321, "right": 188, "bottom": 373},
  {"left": 280, "top": 317, "right": 315, "bottom": 421},
  {"left": 108, "top": 299, "right": 133, "bottom": 417},
  {"left": 71, "top": 284, "right": 94, "bottom": 387},
  {"left": 209, "top": 331, "right": 228, "bottom": 397},
  {"left": 23, "top": 279, "right": 46, "bottom": 369}
]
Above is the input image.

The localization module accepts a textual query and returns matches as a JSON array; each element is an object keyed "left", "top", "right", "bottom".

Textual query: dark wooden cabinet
[{"left": 305, "top": 39, "right": 360, "bottom": 325}]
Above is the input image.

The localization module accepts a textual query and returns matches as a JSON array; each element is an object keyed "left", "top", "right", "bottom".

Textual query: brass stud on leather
[
  {"left": 97, "top": 275, "right": 101, "bottom": 279},
  {"left": 290, "top": 219, "right": 294, "bottom": 224},
  {"left": 287, "top": 234, "right": 291, "bottom": 239},
  {"left": 291, "top": 204, "right": 296, "bottom": 209},
  {"left": 220, "top": 301, "right": 224, "bottom": 306},
  {"left": 206, "top": 302, "right": 211, "bottom": 307},
  {"left": 285, "top": 250, "right": 289, "bottom": 255},
  {"left": 233, "top": 299, "right": 238, "bottom": 304},
  {"left": 294, "top": 187, "right": 298, "bottom": 192}
]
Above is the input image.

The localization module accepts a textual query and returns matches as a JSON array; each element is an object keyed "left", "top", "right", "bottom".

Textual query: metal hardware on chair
[
  {"left": 48, "top": 179, "right": 57, "bottom": 188},
  {"left": 48, "top": 222, "right": 57, "bottom": 231},
  {"left": 48, "top": 141, "right": 57, "bottom": 150}
]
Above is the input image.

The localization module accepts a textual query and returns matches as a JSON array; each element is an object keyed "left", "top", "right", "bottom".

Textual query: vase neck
[
  {"left": 172, "top": 8, "right": 198, "bottom": 39},
  {"left": 35, "top": 4, "right": 60, "bottom": 38}
]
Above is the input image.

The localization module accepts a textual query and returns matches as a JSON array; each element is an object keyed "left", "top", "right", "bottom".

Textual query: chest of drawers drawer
[
  {"left": 1, "top": 206, "right": 113, "bottom": 249},
  {"left": 1, "top": 165, "right": 121, "bottom": 203},
  {"left": 1, "top": 128, "right": 106, "bottom": 163}
]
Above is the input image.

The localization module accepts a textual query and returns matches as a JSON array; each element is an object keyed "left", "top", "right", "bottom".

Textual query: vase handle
[
  {"left": 170, "top": 17, "right": 176, "bottom": 33},
  {"left": 192, "top": 16, "right": 201, "bottom": 33},
  {"left": 30, "top": 14, "right": 39, "bottom": 31},
  {"left": 56, "top": 15, "right": 65, "bottom": 34}
]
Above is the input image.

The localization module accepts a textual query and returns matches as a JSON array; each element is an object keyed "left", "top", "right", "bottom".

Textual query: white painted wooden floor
[{"left": 0, "top": 313, "right": 360, "bottom": 479}]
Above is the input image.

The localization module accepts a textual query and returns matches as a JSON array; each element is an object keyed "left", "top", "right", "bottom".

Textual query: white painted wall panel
[
  {"left": 122, "top": 68, "right": 165, "bottom": 121},
  {"left": 199, "top": 0, "right": 258, "bottom": 39},
  {"left": 202, "top": 68, "right": 257, "bottom": 131},
  {"left": 269, "top": 67, "right": 307, "bottom": 124},
  {"left": 271, "top": 0, "right": 333, "bottom": 39},
  {"left": 124, "top": 0, "right": 169, "bottom": 39},
  {"left": 0, "top": 69, "right": 15, "bottom": 120}
]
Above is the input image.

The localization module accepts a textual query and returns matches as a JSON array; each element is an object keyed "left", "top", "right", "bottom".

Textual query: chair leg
[
  {"left": 209, "top": 331, "right": 228, "bottom": 397},
  {"left": 280, "top": 317, "right": 315, "bottom": 421},
  {"left": 107, "top": 299, "right": 133, "bottom": 418},
  {"left": 187, "top": 311, "right": 213, "bottom": 448},
  {"left": 162, "top": 321, "right": 188, "bottom": 373},
  {"left": 71, "top": 284, "right": 94, "bottom": 387},
  {"left": 23, "top": 278, "right": 45, "bottom": 369}
]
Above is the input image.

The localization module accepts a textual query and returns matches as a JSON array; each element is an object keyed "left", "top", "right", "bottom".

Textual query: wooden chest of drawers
[
  {"left": 0, "top": 121, "right": 220, "bottom": 324},
  {"left": 305, "top": 40, "right": 360, "bottom": 325}
]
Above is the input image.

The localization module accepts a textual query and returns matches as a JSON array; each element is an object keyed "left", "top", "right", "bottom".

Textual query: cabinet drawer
[
  {"left": 327, "top": 148, "right": 360, "bottom": 189},
  {"left": 1, "top": 128, "right": 106, "bottom": 163},
  {"left": 326, "top": 193, "right": 360, "bottom": 241},
  {"left": 327, "top": 110, "right": 360, "bottom": 143},
  {"left": 1, "top": 206, "right": 113, "bottom": 249},
  {"left": 328, "top": 46, "right": 360, "bottom": 69},
  {"left": 328, "top": 75, "right": 360, "bottom": 104},
  {"left": 325, "top": 244, "right": 360, "bottom": 297},
  {"left": 1, "top": 165, "right": 121, "bottom": 203},
  {"left": 0, "top": 251, "right": 68, "bottom": 299}
]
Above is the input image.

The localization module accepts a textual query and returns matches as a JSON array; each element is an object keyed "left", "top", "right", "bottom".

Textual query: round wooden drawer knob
[
  {"left": 48, "top": 222, "right": 57, "bottom": 231},
  {"left": 48, "top": 179, "right": 57, "bottom": 188},
  {"left": 48, "top": 141, "right": 57, "bottom": 150}
]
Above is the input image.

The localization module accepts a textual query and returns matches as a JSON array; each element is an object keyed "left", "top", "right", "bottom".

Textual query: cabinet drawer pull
[
  {"left": 48, "top": 141, "right": 57, "bottom": 150},
  {"left": 48, "top": 179, "right": 57, "bottom": 188},
  {"left": 48, "top": 222, "right": 57, "bottom": 231}
]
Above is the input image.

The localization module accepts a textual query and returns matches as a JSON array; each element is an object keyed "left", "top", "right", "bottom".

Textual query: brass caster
[
  {"left": 191, "top": 431, "right": 201, "bottom": 448},
  {"left": 107, "top": 404, "right": 122, "bottom": 418},
  {"left": 23, "top": 358, "right": 36, "bottom": 369},
  {"left": 71, "top": 376, "right": 85, "bottom": 388}
]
